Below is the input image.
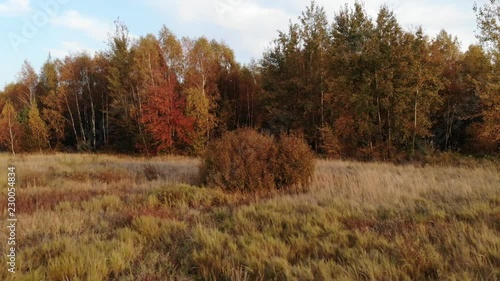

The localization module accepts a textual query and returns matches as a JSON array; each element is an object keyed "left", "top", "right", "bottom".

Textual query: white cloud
[
  {"left": 208, "top": 1, "right": 293, "bottom": 58},
  {"left": 148, "top": 0, "right": 294, "bottom": 60},
  {"left": 391, "top": 1, "right": 476, "bottom": 43},
  {"left": 0, "top": 0, "right": 30, "bottom": 16},
  {"left": 307, "top": 0, "right": 479, "bottom": 49},
  {"left": 48, "top": 41, "right": 96, "bottom": 58},
  {"left": 147, "top": 0, "right": 482, "bottom": 62},
  {"left": 51, "top": 10, "right": 111, "bottom": 42}
]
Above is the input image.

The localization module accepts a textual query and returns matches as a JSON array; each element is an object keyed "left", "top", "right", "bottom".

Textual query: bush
[
  {"left": 274, "top": 134, "right": 315, "bottom": 190},
  {"left": 200, "top": 129, "right": 277, "bottom": 192},
  {"left": 200, "top": 129, "right": 315, "bottom": 193}
]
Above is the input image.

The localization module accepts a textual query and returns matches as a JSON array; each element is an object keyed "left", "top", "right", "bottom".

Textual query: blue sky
[{"left": 0, "top": 0, "right": 488, "bottom": 90}]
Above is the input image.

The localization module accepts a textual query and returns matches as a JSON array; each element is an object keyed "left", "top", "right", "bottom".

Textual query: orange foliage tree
[{"left": 140, "top": 69, "right": 194, "bottom": 154}]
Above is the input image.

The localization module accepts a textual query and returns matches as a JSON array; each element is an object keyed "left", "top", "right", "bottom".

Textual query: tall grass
[{"left": 0, "top": 153, "right": 498, "bottom": 280}]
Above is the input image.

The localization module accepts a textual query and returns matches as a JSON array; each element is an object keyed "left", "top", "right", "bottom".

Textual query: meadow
[{"left": 0, "top": 153, "right": 498, "bottom": 280}]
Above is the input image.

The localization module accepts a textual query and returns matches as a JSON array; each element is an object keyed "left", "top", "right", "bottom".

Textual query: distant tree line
[{"left": 0, "top": 1, "right": 498, "bottom": 159}]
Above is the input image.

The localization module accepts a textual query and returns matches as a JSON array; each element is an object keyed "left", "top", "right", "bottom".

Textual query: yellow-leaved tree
[
  {"left": 0, "top": 101, "right": 23, "bottom": 155},
  {"left": 27, "top": 105, "right": 49, "bottom": 152}
]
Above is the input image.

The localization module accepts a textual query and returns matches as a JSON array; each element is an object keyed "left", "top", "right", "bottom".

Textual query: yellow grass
[{"left": 0, "top": 153, "right": 498, "bottom": 280}]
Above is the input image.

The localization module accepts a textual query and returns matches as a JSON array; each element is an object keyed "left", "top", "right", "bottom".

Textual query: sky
[{"left": 0, "top": 0, "right": 489, "bottom": 90}]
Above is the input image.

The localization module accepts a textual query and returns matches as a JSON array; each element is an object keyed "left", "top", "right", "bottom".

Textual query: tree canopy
[{"left": 0, "top": 1, "right": 498, "bottom": 158}]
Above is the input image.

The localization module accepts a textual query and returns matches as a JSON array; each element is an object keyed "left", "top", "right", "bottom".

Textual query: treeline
[{"left": 0, "top": 1, "right": 498, "bottom": 159}]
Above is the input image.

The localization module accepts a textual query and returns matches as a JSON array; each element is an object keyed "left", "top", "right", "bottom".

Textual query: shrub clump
[
  {"left": 200, "top": 129, "right": 315, "bottom": 193},
  {"left": 274, "top": 134, "right": 315, "bottom": 190},
  {"left": 200, "top": 129, "right": 276, "bottom": 192}
]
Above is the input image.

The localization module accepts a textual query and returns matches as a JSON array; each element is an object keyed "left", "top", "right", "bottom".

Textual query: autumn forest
[{"left": 0, "top": 1, "right": 499, "bottom": 160}]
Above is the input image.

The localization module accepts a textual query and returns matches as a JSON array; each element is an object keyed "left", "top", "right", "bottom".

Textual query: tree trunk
[
  {"left": 75, "top": 88, "right": 86, "bottom": 143},
  {"left": 63, "top": 91, "right": 79, "bottom": 143},
  {"left": 85, "top": 71, "right": 97, "bottom": 150},
  {"left": 387, "top": 109, "right": 392, "bottom": 159},
  {"left": 247, "top": 88, "right": 251, "bottom": 127},
  {"left": 135, "top": 85, "right": 149, "bottom": 156},
  {"left": 7, "top": 111, "right": 15, "bottom": 156},
  {"left": 412, "top": 85, "right": 419, "bottom": 155},
  {"left": 105, "top": 93, "right": 110, "bottom": 143},
  {"left": 445, "top": 100, "right": 452, "bottom": 151},
  {"left": 375, "top": 74, "right": 383, "bottom": 139},
  {"left": 102, "top": 90, "right": 106, "bottom": 145}
]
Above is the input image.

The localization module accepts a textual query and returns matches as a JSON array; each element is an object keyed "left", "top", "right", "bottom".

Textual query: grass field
[{"left": 0, "top": 154, "right": 499, "bottom": 280}]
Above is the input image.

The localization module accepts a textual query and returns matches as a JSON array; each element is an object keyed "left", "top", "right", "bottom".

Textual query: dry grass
[
  {"left": 311, "top": 160, "right": 499, "bottom": 206},
  {"left": 0, "top": 153, "right": 498, "bottom": 280}
]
